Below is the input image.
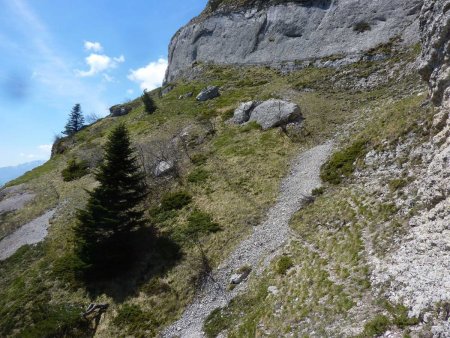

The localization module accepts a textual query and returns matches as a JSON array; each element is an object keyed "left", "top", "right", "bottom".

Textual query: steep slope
[{"left": 165, "top": 0, "right": 423, "bottom": 82}]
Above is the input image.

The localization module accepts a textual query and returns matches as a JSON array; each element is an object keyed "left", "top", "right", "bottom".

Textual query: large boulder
[
  {"left": 109, "top": 104, "right": 132, "bottom": 117},
  {"left": 196, "top": 86, "right": 220, "bottom": 101},
  {"left": 231, "top": 99, "right": 303, "bottom": 130}
]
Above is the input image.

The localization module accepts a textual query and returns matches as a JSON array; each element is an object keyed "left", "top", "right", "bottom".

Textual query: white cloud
[
  {"left": 38, "top": 144, "right": 52, "bottom": 154},
  {"left": 114, "top": 55, "right": 125, "bottom": 63},
  {"left": 126, "top": 89, "right": 134, "bottom": 95},
  {"left": 75, "top": 53, "right": 125, "bottom": 77},
  {"left": 103, "top": 74, "right": 114, "bottom": 82},
  {"left": 84, "top": 41, "right": 103, "bottom": 52},
  {"left": 128, "top": 58, "right": 168, "bottom": 91},
  {"left": 18, "top": 144, "right": 52, "bottom": 161}
]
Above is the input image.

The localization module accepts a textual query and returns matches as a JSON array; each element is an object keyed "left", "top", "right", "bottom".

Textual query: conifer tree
[
  {"left": 141, "top": 90, "right": 157, "bottom": 114},
  {"left": 63, "top": 104, "right": 85, "bottom": 136},
  {"left": 74, "top": 124, "right": 148, "bottom": 277}
]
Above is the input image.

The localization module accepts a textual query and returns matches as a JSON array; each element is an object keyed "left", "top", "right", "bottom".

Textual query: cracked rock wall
[
  {"left": 165, "top": 0, "right": 423, "bottom": 82},
  {"left": 419, "top": 0, "right": 450, "bottom": 106}
]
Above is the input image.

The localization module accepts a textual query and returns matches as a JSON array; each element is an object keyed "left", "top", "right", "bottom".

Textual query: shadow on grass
[{"left": 82, "top": 227, "right": 183, "bottom": 303}]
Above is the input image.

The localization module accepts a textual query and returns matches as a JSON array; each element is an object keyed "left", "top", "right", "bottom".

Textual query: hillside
[{"left": 1, "top": 0, "right": 450, "bottom": 337}]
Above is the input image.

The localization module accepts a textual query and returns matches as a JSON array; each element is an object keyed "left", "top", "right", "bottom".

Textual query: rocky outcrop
[
  {"left": 419, "top": 0, "right": 450, "bottom": 106},
  {"left": 165, "top": 0, "right": 423, "bottom": 82},
  {"left": 109, "top": 104, "right": 132, "bottom": 117},
  {"left": 231, "top": 99, "right": 303, "bottom": 130}
]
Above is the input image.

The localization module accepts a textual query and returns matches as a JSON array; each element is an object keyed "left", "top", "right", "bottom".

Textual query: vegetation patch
[
  {"left": 321, "top": 140, "right": 367, "bottom": 184},
  {"left": 160, "top": 191, "right": 192, "bottom": 211},
  {"left": 276, "top": 255, "right": 294, "bottom": 275},
  {"left": 61, "top": 158, "right": 89, "bottom": 182}
]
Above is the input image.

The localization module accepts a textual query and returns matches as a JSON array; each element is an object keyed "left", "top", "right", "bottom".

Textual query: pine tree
[
  {"left": 63, "top": 104, "right": 85, "bottom": 136},
  {"left": 141, "top": 90, "right": 157, "bottom": 114},
  {"left": 74, "top": 124, "right": 148, "bottom": 277}
]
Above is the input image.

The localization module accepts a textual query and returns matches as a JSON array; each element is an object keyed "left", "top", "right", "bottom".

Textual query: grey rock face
[
  {"left": 165, "top": 0, "right": 422, "bottom": 82},
  {"left": 109, "top": 104, "right": 132, "bottom": 117},
  {"left": 196, "top": 86, "right": 220, "bottom": 101},
  {"left": 248, "top": 99, "right": 303, "bottom": 130},
  {"left": 419, "top": 0, "right": 450, "bottom": 106}
]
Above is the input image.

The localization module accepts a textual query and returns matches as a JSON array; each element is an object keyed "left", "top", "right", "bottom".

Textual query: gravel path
[
  {"left": 162, "top": 142, "right": 333, "bottom": 337},
  {"left": 0, "top": 209, "right": 56, "bottom": 260}
]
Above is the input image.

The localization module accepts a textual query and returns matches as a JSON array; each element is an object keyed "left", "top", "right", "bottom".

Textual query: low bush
[
  {"left": 354, "top": 21, "right": 371, "bottom": 33},
  {"left": 160, "top": 191, "right": 192, "bottom": 211},
  {"left": 187, "top": 168, "right": 209, "bottom": 183},
  {"left": 276, "top": 256, "right": 294, "bottom": 275},
  {"left": 184, "top": 210, "right": 221, "bottom": 238},
  {"left": 321, "top": 140, "right": 367, "bottom": 184},
  {"left": 361, "top": 314, "right": 390, "bottom": 337},
  {"left": 61, "top": 158, "right": 89, "bottom": 182},
  {"left": 191, "top": 153, "right": 208, "bottom": 166}
]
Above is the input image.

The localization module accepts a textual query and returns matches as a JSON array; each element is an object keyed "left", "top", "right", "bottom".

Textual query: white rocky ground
[
  {"left": 0, "top": 209, "right": 56, "bottom": 260},
  {"left": 163, "top": 142, "right": 333, "bottom": 337},
  {"left": 0, "top": 184, "right": 35, "bottom": 214},
  {"left": 360, "top": 109, "right": 450, "bottom": 336}
]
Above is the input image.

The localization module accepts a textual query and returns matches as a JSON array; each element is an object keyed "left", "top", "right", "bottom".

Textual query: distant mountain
[{"left": 0, "top": 160, "right": 45, "bottom": 187}]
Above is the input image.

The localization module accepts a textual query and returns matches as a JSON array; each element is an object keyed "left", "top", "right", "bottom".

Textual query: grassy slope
[{"left": 0, "top": 43, "right": 423, "bottom": 337}]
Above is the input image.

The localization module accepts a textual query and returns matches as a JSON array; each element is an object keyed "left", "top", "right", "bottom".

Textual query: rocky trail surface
[{"left": 163, "top": 142, "right": 333, "bottom": 337}]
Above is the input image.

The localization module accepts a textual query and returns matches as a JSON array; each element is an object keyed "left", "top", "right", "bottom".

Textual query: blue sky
[{"left": 0, "top": 0, "right": 207, "bottom": 167}]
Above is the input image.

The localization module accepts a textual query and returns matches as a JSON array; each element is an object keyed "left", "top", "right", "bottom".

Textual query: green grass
[
  {"left": 276, "top": 255, "right": 294, "bottom": 275},
  {"left": 321, "top": 140, "right": 367, "bottom": 184}
]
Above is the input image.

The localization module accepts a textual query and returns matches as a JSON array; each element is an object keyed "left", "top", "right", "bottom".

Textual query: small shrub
[
  {"left": 361, "top": 314, "right": 390, "bottom": 337},
  {"left": 191, "top": 153, "right": 208, "bottom": 166},
  {"left": 276, "top": 256, "right": 294, "bottom": 275},
  {"left": 321, "top": 140, "right": 367, "bottom": 185},
  {"left": 188, "top": 168, "right": 209, "bottom": 183},
  {"left": 312, "top": 187, "right": 325, "bottom": 196},
  {"left": 184, "top": 210, "right": 221, "bottom": 238},
  {"left": 354, "top": 21, "right": 371, "bottom": 33},
  {"left": 388, "top": 178, "right": 408, "bottom": 192},
  {"left": 113, "top": 304, "right": 157, "bottom": 334},
  {"left": 204, "top": 307, "right": 230, "bottom": 338},
  {"left": 61, "top": 158, "right": 89, "bottom": 182},
  {"left": 160, "top": 191, "right": 192, "bottom": 211}
]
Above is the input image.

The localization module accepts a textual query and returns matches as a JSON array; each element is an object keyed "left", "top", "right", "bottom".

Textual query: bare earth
[{"left": 162, "top": 142, "right": 333, "bottom": 337}]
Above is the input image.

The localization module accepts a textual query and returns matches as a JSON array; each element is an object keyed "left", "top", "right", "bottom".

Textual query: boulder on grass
[
  {"left": 249, "top": 99, "right": 303, "bottom": 130},
  {"left": 196, "top": 86, "right": 220, "bottom": 101}
]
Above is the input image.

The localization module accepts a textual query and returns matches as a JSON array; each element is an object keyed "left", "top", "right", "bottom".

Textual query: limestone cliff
[
  {"left": 419, "top": 0, "right": 450, "bottom": 106},
  {"left": 165, "top": 0, "right": 423, "bottom": 82}
]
